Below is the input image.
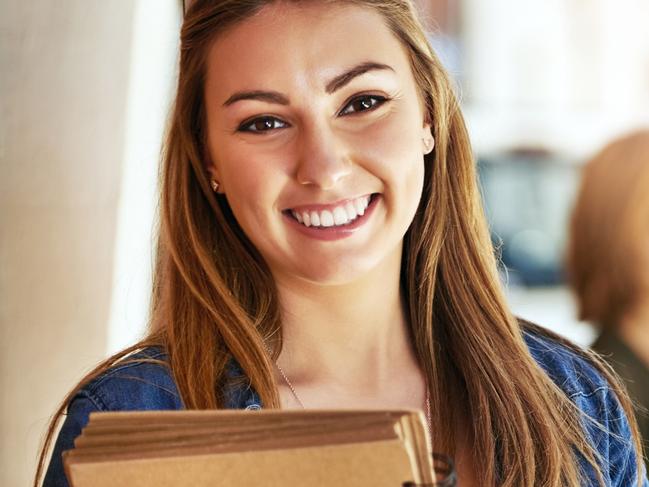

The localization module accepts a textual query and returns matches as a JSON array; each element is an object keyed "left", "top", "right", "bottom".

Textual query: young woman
[
  {"left": 37, "top": 1, "right": 647, "bottom": 486},
  {"left": 568, "top": 130, "right": 649, "bottom": 475}
]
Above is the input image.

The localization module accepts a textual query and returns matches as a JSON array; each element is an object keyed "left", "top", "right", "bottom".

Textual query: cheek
[
  {"left": 354, "top": 107, "right": 426, "bottom": 198},
  {"left": 356, "top": 99, "right": 423, "bottom": 162},
  {"left": 212, "top": 144, "right": 287, "bottom": 224}
]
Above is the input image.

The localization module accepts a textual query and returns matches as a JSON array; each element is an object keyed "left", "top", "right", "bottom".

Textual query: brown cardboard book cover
[{"left": 62, "top": 409, "right": 436, "bottom": 487}]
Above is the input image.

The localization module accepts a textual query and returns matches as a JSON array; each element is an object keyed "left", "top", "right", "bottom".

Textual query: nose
[{"left": 295, "top": 124, "right": 352, "bottom": 190}]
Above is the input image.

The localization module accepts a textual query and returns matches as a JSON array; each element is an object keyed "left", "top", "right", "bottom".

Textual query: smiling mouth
[{"left": 285, "top": 194, "right": 377, "bottom": 228}]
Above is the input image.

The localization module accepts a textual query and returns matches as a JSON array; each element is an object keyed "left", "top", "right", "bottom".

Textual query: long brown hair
[
  {"left": 36, "top": 1, "right": 644, "bottom": 485},
  {"left": 568, "top": 130, "right": 649, "bottom": 329}
]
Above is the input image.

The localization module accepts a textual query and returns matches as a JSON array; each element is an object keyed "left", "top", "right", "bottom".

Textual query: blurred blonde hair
[{"left": 568, "top": 130, "right": 649, "bottom": 328}]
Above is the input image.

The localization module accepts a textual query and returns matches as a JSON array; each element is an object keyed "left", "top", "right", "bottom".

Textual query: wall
[
  {"left": 461, "top": 0, "right": 649, "bottom": 157},
  {"left": 0, "top": 1, "right": 179, "bottom": 485}
]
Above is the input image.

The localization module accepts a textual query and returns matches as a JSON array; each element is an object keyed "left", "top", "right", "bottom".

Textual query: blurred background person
[{"left": 567, "top": 130, "right": 649, "bottom": 471}]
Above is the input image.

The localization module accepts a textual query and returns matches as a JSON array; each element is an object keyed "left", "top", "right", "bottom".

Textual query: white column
[{"left": 106, "top": 0, "right": 181, "bottom": 354}]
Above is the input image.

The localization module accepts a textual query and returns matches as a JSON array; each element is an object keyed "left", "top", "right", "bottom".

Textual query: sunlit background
[{"left": 2, "top": 0, "right": 648, "bottom": 485}]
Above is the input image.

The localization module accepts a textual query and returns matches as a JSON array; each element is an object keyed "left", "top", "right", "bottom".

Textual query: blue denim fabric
[{"left": 43, "top": 332, "right": 648, "bottom": 486}]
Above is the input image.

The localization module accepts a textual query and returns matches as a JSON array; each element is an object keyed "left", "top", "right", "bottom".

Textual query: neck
[
  {"left": 272, "top": 247, "right": 419, "bottom": 396},
  {"left": 618, "top": 300, "right": 649, "bottom": 366}
]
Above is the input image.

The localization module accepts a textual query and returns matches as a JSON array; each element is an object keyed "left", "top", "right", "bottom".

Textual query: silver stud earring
[
  {"left": 423, "top": 137, "right": 434, "bottom": 154},
  {"left": 210, "top": 180, "right": 220, "bottom": 192}
]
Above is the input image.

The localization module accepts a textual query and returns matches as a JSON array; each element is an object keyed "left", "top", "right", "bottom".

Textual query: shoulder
[
  {"left": 522, "top": 322, "right": 647, "bottom": 486},
  {"left": 522, "top": 322, "right": 627, "bottom": 426},
  {"left": 76, "top": 346, "right": 183, "bottom": 412},
  {"left": 43, "top": 347, "right": 184, "bottom": 487},
  {"left": 523, "top": 324, "right": 608, "bottom": 400}
]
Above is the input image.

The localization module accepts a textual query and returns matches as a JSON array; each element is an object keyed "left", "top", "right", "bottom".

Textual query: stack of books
[{"left": 63, "top": 409, "right": 454, "bottom": 486}]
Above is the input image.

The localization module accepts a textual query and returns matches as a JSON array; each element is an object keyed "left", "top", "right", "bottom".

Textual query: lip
[
  {"left": 284, "top": 194, "right": 372, "bottom": 214},
  {"left": 283, "top": 193, "right": 380, "bottom": 241}
]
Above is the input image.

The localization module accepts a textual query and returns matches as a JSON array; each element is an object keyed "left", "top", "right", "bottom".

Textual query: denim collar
[{"left": 223, "top": 358, "right": 263, "bottom": 410}]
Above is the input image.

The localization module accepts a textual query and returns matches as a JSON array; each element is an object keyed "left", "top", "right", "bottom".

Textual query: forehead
[{"left": 204, "top": 1, "right": 411, "bottom": 97}]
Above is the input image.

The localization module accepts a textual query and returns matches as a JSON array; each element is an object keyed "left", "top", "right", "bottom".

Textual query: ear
[
  {"left": 204, "top": 152, "right": 224, "bottom": 194},
  {"left": 421, "top": 122, "right": 434, "bottom": 155},
  {"left": 206, "top": 162, "right": 219, "bottom": 184}
]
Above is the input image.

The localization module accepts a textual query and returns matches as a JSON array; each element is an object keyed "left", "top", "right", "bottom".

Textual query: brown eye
[
  {"left": 340, "top": 95, "right": 388, "bottom": 116},
  {"left": 238, "top": 116, "right": 288, "bottom": 133}
]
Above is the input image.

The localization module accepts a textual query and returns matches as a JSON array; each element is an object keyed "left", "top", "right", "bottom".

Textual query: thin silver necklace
[{"left": 274, "top": 360, "right": 433, "bottom": 438}]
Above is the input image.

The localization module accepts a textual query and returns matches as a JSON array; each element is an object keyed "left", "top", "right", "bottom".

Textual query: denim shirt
[{"left": 43, "top": 330, "right": 649, "bottom": 486}]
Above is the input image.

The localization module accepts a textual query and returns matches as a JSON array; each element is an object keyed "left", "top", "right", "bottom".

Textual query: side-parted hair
[
  {"left": 36, "top": 1, "right": 643, "bottom": 486},
  {"left": 568, "top": 130, "right": 649, "bottom": 329}
]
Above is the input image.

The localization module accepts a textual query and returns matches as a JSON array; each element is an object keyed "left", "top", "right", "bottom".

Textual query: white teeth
[
  {"left": 320, "top": 210, "right": 334, "bottom": 227},
  {"left": 345, "top": 202, "right": 357, "bottom": 221},
  {"left": 290, "top": 195, "right": 373, "bottom": 228},
  {"left": 354, "top": 196, "right": 369, "bottom": 216},
  {"left": 333, "top": 207, "right": 349, "bottom": 225}
]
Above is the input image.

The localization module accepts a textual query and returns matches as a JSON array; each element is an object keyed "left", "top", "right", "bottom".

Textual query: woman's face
[{"left": 204, "top": 1, "right": 432, "bottom": 285}]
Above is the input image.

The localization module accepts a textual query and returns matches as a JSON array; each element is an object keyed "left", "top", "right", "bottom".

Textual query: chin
[{"left": 292, "top": 258, "right": 383, "bottom": 287}]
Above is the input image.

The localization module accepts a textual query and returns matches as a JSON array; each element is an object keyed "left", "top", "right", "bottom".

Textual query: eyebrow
[
  {"left": 223, "top": 90, "right": 289, "bottom": 107},
  {"left": 222, "top": 61, "right": 395, "bottom": 107},
  {"left": 325, "top": 61, "right": 394, "bottom": 94}
]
